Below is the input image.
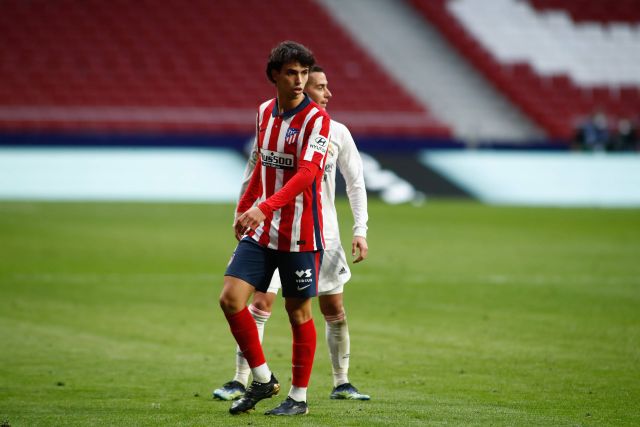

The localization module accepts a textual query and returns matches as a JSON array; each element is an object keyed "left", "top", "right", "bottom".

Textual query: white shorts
[{"left": 266, "top": 247, "right": 351, "bottom": 296}]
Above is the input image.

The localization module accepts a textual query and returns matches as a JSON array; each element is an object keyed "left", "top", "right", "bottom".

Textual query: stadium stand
[
  {"left": 409, "top": 0, "right": 640, "bottom": 140},
  {"left": 0, "top": 0, "right": 450, "bottom": 137},
  {"left": 530, "top": 0, "right": 640, "bottom": 25},
  {"left": 318, "top": 0, "right": 542, "bottom": 142}
]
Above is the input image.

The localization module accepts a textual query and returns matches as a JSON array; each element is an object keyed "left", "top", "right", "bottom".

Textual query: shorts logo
[
  {"left": 295, "top": 269, "right": 313, "bottom": 286},
  {"left": 295, "top": 269, "right": 312, "bottom": 278},
  {"left": 260, "top": 149, "right": 294, "bottom": 169},
  {"left": 338, "top": 266, "right": 347, "bottom": 275},
  {"left": 285, "top": 127, "right": 300, "bottom": 145},
  {"left": 309, "top": 135, "right": 328, "bottom": 154}
]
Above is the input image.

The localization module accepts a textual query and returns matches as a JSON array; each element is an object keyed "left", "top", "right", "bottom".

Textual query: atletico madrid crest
[{"left": 285, "top": 127, "right": 300, "bottom": 145}]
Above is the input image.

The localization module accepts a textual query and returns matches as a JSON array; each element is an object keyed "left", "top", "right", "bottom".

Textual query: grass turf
[{"left": 0, "top": 199, "right": 638, "bottom": 426}]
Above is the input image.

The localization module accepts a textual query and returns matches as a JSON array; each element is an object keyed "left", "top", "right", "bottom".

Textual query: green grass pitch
[{"left": 0, "top": 199, "right": 639, "bottom": 426}]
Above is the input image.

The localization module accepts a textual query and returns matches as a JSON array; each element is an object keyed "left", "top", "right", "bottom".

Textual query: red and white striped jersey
[{"left": 241, "top": 94, "right": 331, "bottom": 252}]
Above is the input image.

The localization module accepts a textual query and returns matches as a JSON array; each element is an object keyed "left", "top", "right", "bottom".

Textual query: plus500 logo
[{"left": 261, "top": 149, "right": 294, "bottom": 169}]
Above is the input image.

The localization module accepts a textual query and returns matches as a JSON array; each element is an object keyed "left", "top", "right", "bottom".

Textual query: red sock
[
  {"left": 291, "top": 318, "right": 316, "bottom": 387},
  {"left": 225, "top": 307, "right": 265, "bottom": 368}
]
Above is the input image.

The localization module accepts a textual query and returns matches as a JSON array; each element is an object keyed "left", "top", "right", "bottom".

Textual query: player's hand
[
  {"left": 236, "top": 206, "right": 266, "bottom": 236},
  {"left": 352, "top": 236, "right": 368, "bottom": 264},
  {"left": 232, "top": 216, "right": 244, "bottom": 241}
]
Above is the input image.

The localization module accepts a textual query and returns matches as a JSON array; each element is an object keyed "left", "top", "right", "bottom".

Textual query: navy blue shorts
[{"left": 225, "top": 237, "right": 323, "bottom": 298}]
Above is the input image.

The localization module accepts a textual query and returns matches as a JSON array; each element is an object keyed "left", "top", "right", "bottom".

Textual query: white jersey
[{"left": 239, "top": 119, "right": 368, "bottom": 250}]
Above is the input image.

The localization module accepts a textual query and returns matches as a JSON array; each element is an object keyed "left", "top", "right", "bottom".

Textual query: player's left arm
[
  {"left": 238, "top": 160, "right": 320, "bottom": 230},
  {"left": 336, "top": 125, "right": 369, "bottom": 263}
]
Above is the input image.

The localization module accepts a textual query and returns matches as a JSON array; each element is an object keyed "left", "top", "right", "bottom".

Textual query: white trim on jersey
[
  {"left": 290, "top": 192, "right": 304, "bottom": 252},
  {"left": 269, "top": 119, "right": 289, "bottom": 248}
]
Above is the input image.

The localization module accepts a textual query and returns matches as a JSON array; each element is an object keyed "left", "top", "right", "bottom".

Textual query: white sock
[
  {"left": 252, "top": 362, "right": 272, "bottom": 384},
  {"left": 232, "top": 304, "right": 272, "bottom": 386},
  {"left": 232, "top": 347, "right": 251, "bottom": 387},
  {"left": 288, "top": 385, "right": 307, "bottom": 402},
  {"left": 325, "top": 312, "right": 350, "bottom": 387}
]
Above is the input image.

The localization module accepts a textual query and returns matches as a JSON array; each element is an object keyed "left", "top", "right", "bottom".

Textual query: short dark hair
[
  {"left": 310, "top": 65, "right": 324, "bottom": 74},
  {"left": 266, "top": 41, "right": 315, "bottom": 84}
]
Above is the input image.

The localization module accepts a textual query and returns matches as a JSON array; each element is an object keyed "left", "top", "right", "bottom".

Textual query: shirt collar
[{"left": 272, "top": 93, "right": 310, "bottom": 119}]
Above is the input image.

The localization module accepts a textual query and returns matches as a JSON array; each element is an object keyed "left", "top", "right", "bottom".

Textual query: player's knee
[
  {"left": 319, "top": 297, "right": 344, "bottom": 318},
  {"left": 252, "top": 298, "right": 273, "bottom": 313},
  {"left": 285, "top": 303, "right": 313, "bottom": 325},
  {"left": 219, "top": 292, "right": 242, "bottom": 315},
  {"left": 323, "top": 307, "right": 345, "bottom": 324},
  {"left": 321, "top": 304, "right": 344, "bottom": 317},
  {"left": 287, "top": 310, "right": 312, "bottom": 325},
  {"left": 285, "top": 296, "right": 313, "bottom": 325}
]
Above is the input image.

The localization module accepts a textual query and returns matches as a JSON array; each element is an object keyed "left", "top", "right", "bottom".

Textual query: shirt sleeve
[
  {"left": 236, "top": 156, "right": 263, "bottom": 216},
  {"left": 235, "top": 113, "right": 261, "bottom": 219},
  {"left": 300, "top": 111, "right": 331, "bottom": 170},
  {"left": 336, "top": 125, "right": 368, "bottom": 238},
  {"left": 238, "top": 137, "right": 259, "bottom": 201}
]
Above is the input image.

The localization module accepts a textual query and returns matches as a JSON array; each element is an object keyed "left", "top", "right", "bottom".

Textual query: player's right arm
[
  {"left": 234, "top": 156, "right": 262, "bottom": 239},
  {"left": 233, "top": 114, "right": 262, "bottom": 239},
  {"left": 237, "top": 137, "right": 259, "bottom": 204}
]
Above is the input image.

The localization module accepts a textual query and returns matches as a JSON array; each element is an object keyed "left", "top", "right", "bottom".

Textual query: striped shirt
[
  {"left": 240, "top": 94, "right": 331, "bottom": 252},
  {"left": 240, "top": 119, "right": 368, "bottom": 251}
]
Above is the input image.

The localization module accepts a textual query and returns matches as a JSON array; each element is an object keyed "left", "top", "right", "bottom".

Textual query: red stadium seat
[
  {"left": 408, "top": 0, "right": 640, "bottom": 140},
  {"left": 0, "top": 0, "right": 451, "bottom": 137}
]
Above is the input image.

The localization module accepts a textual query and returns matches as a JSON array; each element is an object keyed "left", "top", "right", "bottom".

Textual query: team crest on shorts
[{"left": 285, "top": 127, "right": 300, "bottom": 145}]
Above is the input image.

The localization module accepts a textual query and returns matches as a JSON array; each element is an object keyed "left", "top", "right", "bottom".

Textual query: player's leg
[
  {"left": 219, "top": 276, "right": 274, "bottom": 383},
  {"left": 250, "top": 271, "right": 281, "bottom": 348},
  {"left": 219, "top": 239, "right": 281, "bottom": 414},
  {"left": 318, "top": 248, "right": 370, "bottom": 400},
  {"left": 264, "top": 296, "right": 315, "bottom": 416},
  {"left": 319, "top": 293, "right": 369, "bottom": 400},
  {"left": 214, "top": 286, "right": 278, "bottom": 401},
  {"left": 319, "top": 292, "right": 349, "bottom": 386},
  {"left": 233, "top": 292, "right": 277, "bottom": 386},
  {"left": 264, "top": 250, "right": 321, "bottom": 416},
  {"left": 213, "top": 277, "right": 255, "bottom": 401}
]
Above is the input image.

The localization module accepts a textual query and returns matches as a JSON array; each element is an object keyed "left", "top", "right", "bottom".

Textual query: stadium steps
[
  {"left": 412, "top": 0, "right": 640, "bottom": 139},
  {"left": 317, "top": 0, "right": 543, "bottom": 142}
]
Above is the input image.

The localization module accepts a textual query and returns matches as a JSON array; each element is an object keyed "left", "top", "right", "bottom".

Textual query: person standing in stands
[
  {"left": 214, "top": 64, "right": 370, "bottom": 407},
  {"left": 219, "top": 41, "right": 331, "bottom": 416},
  {"left": 574, "top": 110, "right": 609, "bottom": 152}
]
